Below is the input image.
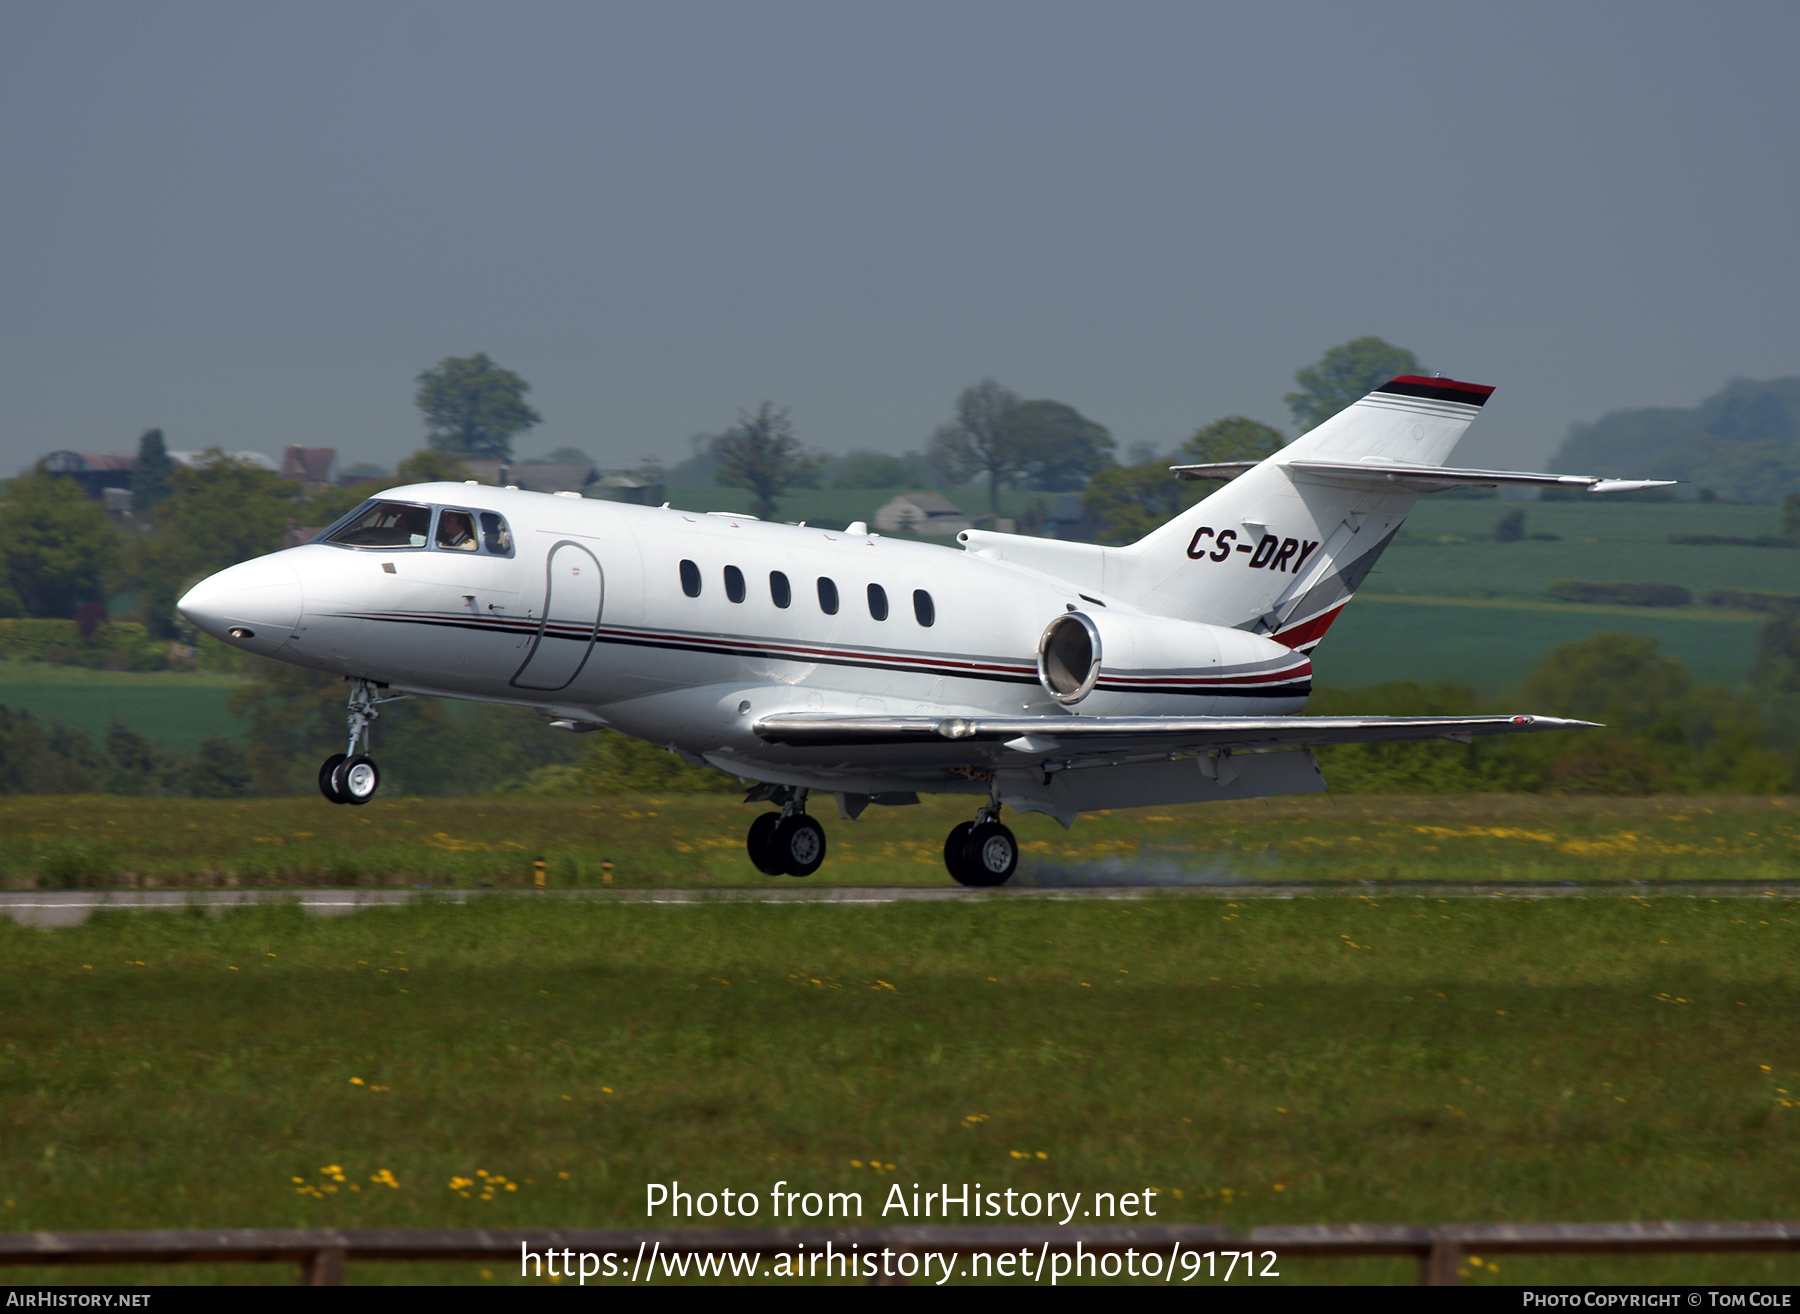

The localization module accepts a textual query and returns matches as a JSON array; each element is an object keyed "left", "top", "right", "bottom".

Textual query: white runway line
[{"left": 0, "top": 881, "right": 1794, "bottom": 926}]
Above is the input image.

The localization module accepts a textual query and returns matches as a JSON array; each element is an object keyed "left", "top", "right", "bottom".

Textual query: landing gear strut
[
  {"left": 745, "top": 787, "right": 827, "bottom": 877},
  {"left": 318, "top": 679, "right": 408, "bottom": 805},
  {"left": 944, "top": 798, "right": 1017, "bottom": 887}
]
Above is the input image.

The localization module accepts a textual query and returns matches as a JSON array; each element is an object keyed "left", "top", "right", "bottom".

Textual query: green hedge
[{"left": 0, "top": 619, "right": 172, "bottom": 670}]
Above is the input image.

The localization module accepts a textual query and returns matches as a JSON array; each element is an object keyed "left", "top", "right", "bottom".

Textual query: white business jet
[{"left": 178, "top": 376, "right": 1667, "bottom": 886}]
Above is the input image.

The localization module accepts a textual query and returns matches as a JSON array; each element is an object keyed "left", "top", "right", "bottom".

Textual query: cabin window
[
  {"left": 679, "top": 559, "right": 702, "bottom": 597},
  {"left": 724, "top": 565, "right": 746, "bottom": 603},
  {"left": 817, "top": 577, "right": 839, "bottom": 615},
  {"left": 434, "top": 509, "right": 478, "bottom": 551},
  {"left": 867, "top": 583, "right": 889, "bottom": 621},
  {"left": 913, "top": 589, "right": 935, "bottom": 627},
  {"left": 328, "top": 501, "right": 431, "bottom": 549},
  {"left": 770, "top": 571, "right": 791, "bottom": 609},
  {"left": 479, "top": 512, "right": 513, "bottom": 556}
]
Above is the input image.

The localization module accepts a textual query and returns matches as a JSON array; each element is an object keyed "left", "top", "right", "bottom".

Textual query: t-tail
[
  {"left": 1104, "top": 376, "right": 1493, "bottom": 651},
  {"left": 1104, "top": 376, "right": 1672, "bottom": 653}
]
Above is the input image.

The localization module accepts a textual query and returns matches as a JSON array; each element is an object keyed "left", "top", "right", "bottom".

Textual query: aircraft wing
[
  {"left": 753, "top": 712, "right": 1597, "bottom": 754},
  {"left": 1170, "top": 459, "right": 1674, "bottom": 494}
]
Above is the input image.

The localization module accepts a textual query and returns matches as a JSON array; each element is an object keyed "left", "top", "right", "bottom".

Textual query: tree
[
  {"left": 1082, "top": 457, "right": 1206, "bottom": 545},
  {"left": 127, "top": 453, "right": 300, "bottom": 637},
  {"left": 709, "top": 404, "right": 822, "bottom": 519},
  {"left": 1005, "top": 400, "right": 1116, "bottom": 491},
  {"left": 0, "top": 469, "right": 121, "bottom": 618},
  {"left": 396, "top": 449, "right": 473, "bottom": 483},
  {"left": 525, "top": 446, "right": 593, "bottom": 467},
  {"left": 414, "top": 353, "right": 542, "bottom": 461},
  {"left": 131, "top": 428, "right": 176, "bottom": 511},
  {"left": 1285, "top": 337, "right": 1422, "bottom": 433},
  {"left": 1183, "top": 416, "right": 1286, "bottom": 465},
  {"left": 929, "top": 378, "right": 1024, "bottom": 513},
  {"left": 133, "top": 453, "right": 299, "bottom": 583},
  {"left": 1079, "top": 416, "right": 1285, "bottom": 544}
]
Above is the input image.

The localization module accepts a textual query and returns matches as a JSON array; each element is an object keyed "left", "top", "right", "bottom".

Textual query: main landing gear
[
  {"left": 318, "top": 679, "right": 409, "bottom": 806},
  {"left": 943, "top": 805, "right": 1017, "bottom": 887},
  {"left": 739, "top": 784, "right": 1016, "bottom": 886},
  {"left": 746, "top": 788, "right": 827, "bottom": 877}
]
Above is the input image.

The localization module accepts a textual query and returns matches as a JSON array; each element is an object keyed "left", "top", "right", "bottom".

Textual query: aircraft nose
[{"left": 177, "top": 553, "right": 303, "bottom": 656}]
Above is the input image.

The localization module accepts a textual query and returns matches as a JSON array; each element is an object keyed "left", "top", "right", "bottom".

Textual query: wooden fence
[{"left": 3, "top": 1220, "right": 1798, "bottom": 1285}]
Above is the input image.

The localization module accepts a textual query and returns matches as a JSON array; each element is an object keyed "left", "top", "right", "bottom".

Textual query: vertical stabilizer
[{"left": 1109, "top": 376, "right": 1494, "bottom": 651}]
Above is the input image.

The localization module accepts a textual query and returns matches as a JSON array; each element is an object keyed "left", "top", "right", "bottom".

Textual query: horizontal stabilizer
[
  {"left": 755, "top": 712, "right": 1597, "bottom": 755},
  {"left": 1171, "top": 459, "right": 1675, "bottom": 494}
]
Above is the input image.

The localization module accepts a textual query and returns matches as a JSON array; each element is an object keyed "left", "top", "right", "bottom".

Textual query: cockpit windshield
[{"left": 328, "top": 502, "right": 432, "bottom": 548}]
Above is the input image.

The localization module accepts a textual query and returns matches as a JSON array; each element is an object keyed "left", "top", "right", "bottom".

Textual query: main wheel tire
[
  {"left": 318, "top": 754, "right": 349, "bottom": 804},
  {"left": 747, "top": 812, "right": 786, "bottom": 875},
  {"left": 770, "top": 814, "right": 827, "bottom": 877},
  {"left": 944, "top": 821, "right": 979, "bottom": 885},
  {"left": 961, "top": 821, "right": 1018, "bottom": 887},
  {"left": 333, "top": 754, "right": 380, "bottom": 805}
]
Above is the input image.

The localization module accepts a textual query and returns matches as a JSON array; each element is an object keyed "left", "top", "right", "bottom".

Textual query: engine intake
[{"left": 1037, "top": 612, "right": 1102, "bottom": 704}]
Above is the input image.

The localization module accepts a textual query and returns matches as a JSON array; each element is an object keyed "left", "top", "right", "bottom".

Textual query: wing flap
[{"left": 754, "top": 712, "right": 1597, "bottom": 753}]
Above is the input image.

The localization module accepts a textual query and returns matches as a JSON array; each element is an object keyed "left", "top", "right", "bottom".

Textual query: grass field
[
  {"left": 1374, "top": 498, "right": 1795, "bottom": 599},
  {"left": 0, "top": 889, "right": 1795, "bottom": 1285},
  {"left": 0, "top": 660, "right": 248, "bottom": 753},
  {"left": 2, "top": 794, "right": 1795, "bottom": 891},
  {"left": 1311, "top": 597, "right": 1764, "bottom": 692}
]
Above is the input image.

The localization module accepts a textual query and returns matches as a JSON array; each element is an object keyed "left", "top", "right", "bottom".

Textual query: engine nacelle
[{"left": 1036, "top": 610, "right": 1311, "bottom": 711}]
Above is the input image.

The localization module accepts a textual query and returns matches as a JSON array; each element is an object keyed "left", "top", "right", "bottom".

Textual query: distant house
[
  {"left": 166, "top": 449, "right": 279, "bottom": 472},
  {"left": 281, "top": 446, "right": 336, "bottom": 485},
  {"left": 462, "top": 460, "right": 599, "bottom": 495},
  {"left": 591, "top": 473, "right": 667, "bottom": 506},
  {"left": 40, "top": 451, "right": 136, "bottom": 497},
  {"left": 873, "top": 492, "right": 974, "bottom": 537}
]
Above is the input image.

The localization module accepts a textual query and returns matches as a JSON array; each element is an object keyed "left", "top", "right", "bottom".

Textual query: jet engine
[{"left": 1035, "top": 609, "right": 1311, "bottom": 712}]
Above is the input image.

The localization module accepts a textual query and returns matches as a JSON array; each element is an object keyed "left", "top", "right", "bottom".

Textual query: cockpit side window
[
  {"left": 435, "top": 509, "right": 479, "bottom": 551},
  {"left": 479, "top": 512, "right": 514, "bottom": 556},
  {"left": 328, "top": 501, "right": 432, "bottom": 548}
]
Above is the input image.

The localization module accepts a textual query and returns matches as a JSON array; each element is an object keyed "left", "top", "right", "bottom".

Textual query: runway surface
[{"left": 2, "top": 880, "right": 1796, "bottom": 926}]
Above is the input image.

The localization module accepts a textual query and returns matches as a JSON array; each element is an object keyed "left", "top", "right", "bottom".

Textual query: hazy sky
[{"left": 4, "top": 1, "right": 1796, "bottom": 477}]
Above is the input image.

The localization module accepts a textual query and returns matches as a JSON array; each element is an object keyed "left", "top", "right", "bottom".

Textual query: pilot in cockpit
[{"left": 435, "top": 509, "right": 479, "bottom": 551}]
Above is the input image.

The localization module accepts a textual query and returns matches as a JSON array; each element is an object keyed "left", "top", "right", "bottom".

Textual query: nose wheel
[
  {"left": 317, "top": 679, "right": 408, "bottom": 805},
  {"left": 945, "top": 814, "right": 1017, "bottom": 887}
]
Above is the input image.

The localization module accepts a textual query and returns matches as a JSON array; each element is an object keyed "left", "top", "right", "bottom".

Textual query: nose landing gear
[
  {"left": 745, "top": 788, "right": 827, "bottom": 877},
  {"left": 317, "top": 679, "right": 409, "bottom": 805}
]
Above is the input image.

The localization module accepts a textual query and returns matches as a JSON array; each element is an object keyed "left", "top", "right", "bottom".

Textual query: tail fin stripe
[
  {"left": 1353, "top": 395, "right": 1482, "bottom": 421},
  {"left": 1376, "top": 376, "right": 1495, "bottom": 406}
]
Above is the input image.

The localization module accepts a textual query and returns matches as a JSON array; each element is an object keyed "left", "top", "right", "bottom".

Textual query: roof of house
[
  {"left": 42, "top": 451, "right": 136, "bottom": 473},
  {"left": 460, "top": 460, "right": 599, "bottom": 493},
  {"left": 281, "top": 446, "right": 336, "bottom": 482},
  {"left": 880, "top": 491, "right": 963, "bottom": 516}
]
